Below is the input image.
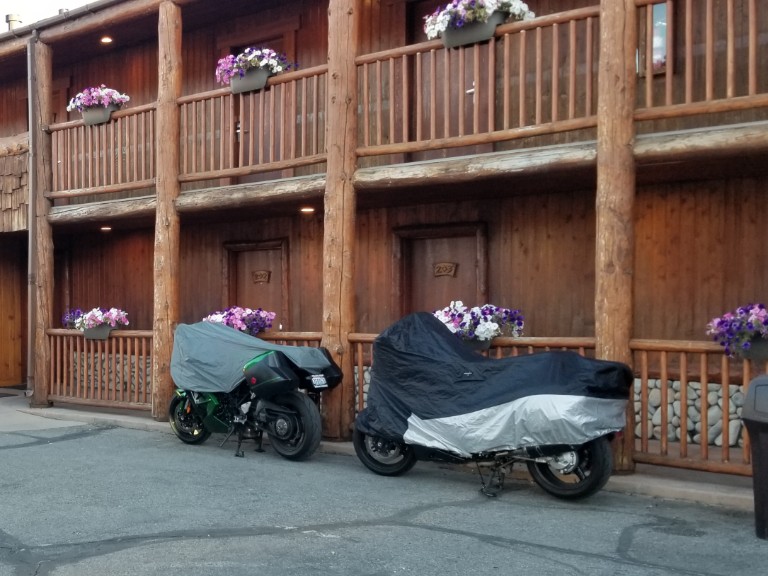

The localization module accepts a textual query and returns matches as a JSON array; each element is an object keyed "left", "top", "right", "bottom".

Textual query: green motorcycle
[{"left": 169, "top": 322, "right": 342, "bottom": 460}]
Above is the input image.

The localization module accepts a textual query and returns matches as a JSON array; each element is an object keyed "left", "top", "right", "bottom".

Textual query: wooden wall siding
[
  {"left": 0, "top": 77, "right": 28, "bottom": 138},
  {"left": 354, "top": 191, "right": 597, "bottom": 336},
  {"left": 177, "top": 215, "right": 323, "bottom": 330},
  {"left": 634, "top": 174, "right": 768, "bottom": 341},
  {"left": 0, "top": 237, "right": 25, "bottom": 386},
  {"left": 50, "top": 107, "right": 156, "bottom": 198},
  {"left": 355, "top": 175, "right": 768, "bottom": 340},
  {"left": 57, "top": 230, "right": 154, "bottom": 330},
  {"left": 635, "top": 0, "right": 768, "bottom": 127},
  {"left": 0, "top": 151, "right": 28, "bottom": 232},
  {"left": 51, "top": 173, "right": 768, "bottom": 345},
  {"left": 55, "top": 41, "right": 159, "bottom": 124},
  {"left": 177, "top": 67, "right": 328, "bottom": 184},
  {"left": 180, "top": 0, "right": 329, "bottom": 96}
]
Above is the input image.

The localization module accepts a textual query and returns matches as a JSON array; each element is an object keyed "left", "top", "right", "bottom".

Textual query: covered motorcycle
[
  {"left": 354, "top": 312, "right": 633, "bottom": 498},
  {"left": 169, "top": 321, "right": 342, "bottom": 460}
]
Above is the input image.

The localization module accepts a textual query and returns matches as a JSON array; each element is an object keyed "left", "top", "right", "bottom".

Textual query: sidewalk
[{"left": 0, "top": 390, "right": 756, "bottom": 512}]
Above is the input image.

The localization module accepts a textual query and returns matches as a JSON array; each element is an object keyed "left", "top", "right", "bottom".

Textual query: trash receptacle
[{"left": 743, "top": 374, "right": 768, "bottom": 540}]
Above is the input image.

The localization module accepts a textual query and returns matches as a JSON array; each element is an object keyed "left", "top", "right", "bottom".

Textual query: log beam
[
  {"left": 28, "top": 36, "right": 54, "bottom": 406},
  {"left": 596, "top": 0, "right": 637, "bottom": 472},
  {"left": 322, "top": 0, "right": 359, "bottom": 440},
  {"left": 152, "top": 1, "right": 182, "bottom": 421},
  {"left": 175, "top": 175, "right": 326, "bottom": 213},
  {"left": 48, "top": 196, "right": 157, "bottom": 224}
]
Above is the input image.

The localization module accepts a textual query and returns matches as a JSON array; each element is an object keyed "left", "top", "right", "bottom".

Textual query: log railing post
[
  {"left": 596, "top": 0, "right": 637, "bottom": 472},
  {"left": 28, "top": 34, "right": 54, "bottom": 407},
  {"left": 152, "top": 0, "right": 182, "bottom": 420},
  {"left": 322, "top": 0, "right": 359, "bottom": 440}
]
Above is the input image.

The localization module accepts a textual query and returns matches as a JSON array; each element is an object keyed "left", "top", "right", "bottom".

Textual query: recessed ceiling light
[
  {"left": 101, "top": 36, "right": 113, "bottom": 44},
  {"left": 300, "top": 207, "right": 315, "bottom": 213},
  {"left": 100, "top": 226, "right": 112, "bottom": 232}
]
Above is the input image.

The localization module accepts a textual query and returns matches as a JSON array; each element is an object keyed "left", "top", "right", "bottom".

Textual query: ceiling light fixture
[
  {"left": 300, "top": 207, "right": 315, "bottom": 213},
  {"left": 100, "top": 226, "right": 112, "bottom": 232},
  {"left": 100, "top": 36, "right": 113, "bottom": 44}
]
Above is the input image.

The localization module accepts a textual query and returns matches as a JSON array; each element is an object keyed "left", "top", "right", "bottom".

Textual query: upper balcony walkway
[{"left": 44, "top": 0, "right": 768, "bottom": 221}]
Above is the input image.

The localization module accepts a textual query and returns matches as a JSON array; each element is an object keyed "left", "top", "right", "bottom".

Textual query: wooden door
[
  {"left": 0, "top": 241, "right": 23, "bottom": 386},
  {"left": 395, "top": 223, "right": 488, "bottom": 316},
  {"left": 226, "top": 240, "right": 289, "bottom": 330}
]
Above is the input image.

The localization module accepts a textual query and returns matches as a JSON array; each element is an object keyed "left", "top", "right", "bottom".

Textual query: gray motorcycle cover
[
  {"left": 170, "top": 321, "right": 336, "bottom": 393},
  {"left": 355, "top": 312, "right": 632, "bottom": 457}
]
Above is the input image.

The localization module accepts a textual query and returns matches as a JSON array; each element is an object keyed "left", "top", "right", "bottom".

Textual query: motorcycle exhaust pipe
[{"left": 523, "top": 444, "right": 576, "bottom": 458}]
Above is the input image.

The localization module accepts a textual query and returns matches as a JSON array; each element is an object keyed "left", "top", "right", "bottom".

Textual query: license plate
[{"left": 311, "top": 374, "right": 328, "bottom": 388}]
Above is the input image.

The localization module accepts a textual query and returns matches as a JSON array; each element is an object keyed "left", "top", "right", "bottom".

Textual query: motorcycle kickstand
[
  {"left": 475, "top": 462, "right": 505, "bottom": 498},
  {"left": 219, "top": 425, "right": 245, "bottom": 458}
]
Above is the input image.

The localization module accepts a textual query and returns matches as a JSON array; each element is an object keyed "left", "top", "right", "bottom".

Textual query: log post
[
  {"left": 596, "top": 0, "right": 637, "bottom": 471},
  {"left": 152, "top": 0, "right": 182, "bottom": 420},
  {"left": 322, "top": 0, "right": 359, "bottom": 440},
  {"left": 28, "top": 35, "right": 54, "bottom": 407}
]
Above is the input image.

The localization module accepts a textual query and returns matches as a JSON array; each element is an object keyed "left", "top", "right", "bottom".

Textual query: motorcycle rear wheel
[
  {"left": 526, "top": 436, "right": 612, "bottom": 500},
  {"left": 168, "top": 395, "right": 212, "bottom": 445},
  {"left": 353, "top": 429, "right": 417, "bottom": 476},
  {"left": 266, "top": 391, "right": 322, "bottom": 461}
]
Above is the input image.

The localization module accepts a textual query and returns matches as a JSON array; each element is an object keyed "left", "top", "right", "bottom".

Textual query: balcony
[{"left": 44, "top": 1, "right": 768, "bottom": 211}]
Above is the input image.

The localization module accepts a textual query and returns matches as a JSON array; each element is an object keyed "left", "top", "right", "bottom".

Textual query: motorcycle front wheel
[
  {"left": 526, "top": 436, "right": 612, "bottom": 500},
  {"left": 352, "top": 429, "right": 417, "bottom": 476},
  {"left": 168, "top": 394, "right": 212, "bottom": 445},
  {"left": 266, "top": 391, "right": 322, "bottom": 461}
]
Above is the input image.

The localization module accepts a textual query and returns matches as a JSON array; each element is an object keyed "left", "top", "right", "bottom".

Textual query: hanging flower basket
[
  {"left": 81, "top": 104, "right": 120, "bottom": 126},
  {"left": 215, "top": 47, "right": 295, "bottom": 94},
  {"left": 84, "top": 324, "right": 114, "bottom": 340},
  {"left": 423, "top": 1, "right": 536, "bottom": 49},
  {"left": 66, "top": 85, "right": 130, "bottom": 125},
  {"left": 741, "top": 337, "right": 768, "bottom": 362},
  {"left": 706, "top": 303, "right": 768, "bottom": 358},
  {"left": 75, "top": 307, "right": 129, "bottom": 340},
  {"left": 442, "top": 10, "right": 505, "bottom": 49},
  {"left": 230, "top": 67, "right": 271, "bottom": 94},
  {"left": 462, "top": 338, "right": 492, "bottom": 352}
]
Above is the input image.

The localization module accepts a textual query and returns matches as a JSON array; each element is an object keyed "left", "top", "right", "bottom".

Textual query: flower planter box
[
  {"left": 442, "top": 11, "right": 505, "bottom": 49},
  {"left": 741, "top": 338, "right": 768, "bottom": 361},
  {"left": 84, "top": 324, "right": 114, "bottom": 340},
  {"left": 81, "top": 104, "right": 119, "bottom": 126},
  {"left": 230, "top": 67, "right": 271, "bottom": 94},
  {"left": 462, "top": 338, "right": 491, "bottom": 352}
]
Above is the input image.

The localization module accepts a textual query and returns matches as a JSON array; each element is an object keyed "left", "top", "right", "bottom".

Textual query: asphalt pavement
[{"left": 0, "top": 389, "right": 756, "bottom": 513}]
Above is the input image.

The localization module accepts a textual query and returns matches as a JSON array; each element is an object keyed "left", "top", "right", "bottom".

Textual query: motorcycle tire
[
  {"left": 526, "top": 436, "right": 612, "bottom": 500},
  {"left": 352, "top": 428, "right": 417, "bottom": 476},
  {"left": 168, "top": 394, "right": 212, "bottom": 445},
  {"left": 266, "top": 391, "right": 322, "bottom": 461}
]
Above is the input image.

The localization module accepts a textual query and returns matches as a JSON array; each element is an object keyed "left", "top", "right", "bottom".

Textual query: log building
[{"left": 0, "top": 0, "right": 766, "bottom": 475}]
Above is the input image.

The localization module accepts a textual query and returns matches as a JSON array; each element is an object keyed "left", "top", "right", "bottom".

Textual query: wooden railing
[
  {"left": 349, "top": 333, "right": 767, "bottom": 476},
  {"left": 636, "top": 0, "right": 768, "bottom": 121},
  {"left": 42, "top": 327, "right": 768, "bottom": 474},
  {"left": 177, "top": 66, "right": 328, "bottom": 184},
  {"left": 47, "top": 329, "right": 153, "bottom": 409},
  {"left": 43, "top": 2, "right": 768, "bottom": 197},
  {"left": 631, "top": 339, "right": 767, "bottom": 476},
  {"left": 49, "top": 104, "right": 156, "bottom": 199},
  {"left": 356, "top": 7, "right": 601, "bottom": 157}
]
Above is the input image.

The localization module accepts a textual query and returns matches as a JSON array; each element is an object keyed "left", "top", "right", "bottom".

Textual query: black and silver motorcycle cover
[
  {"left": 170, "top": 321, "right": 338, "bottom": 393},
  {"left": 356, "top": 313, "right": 633, "bottom": 457}
]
